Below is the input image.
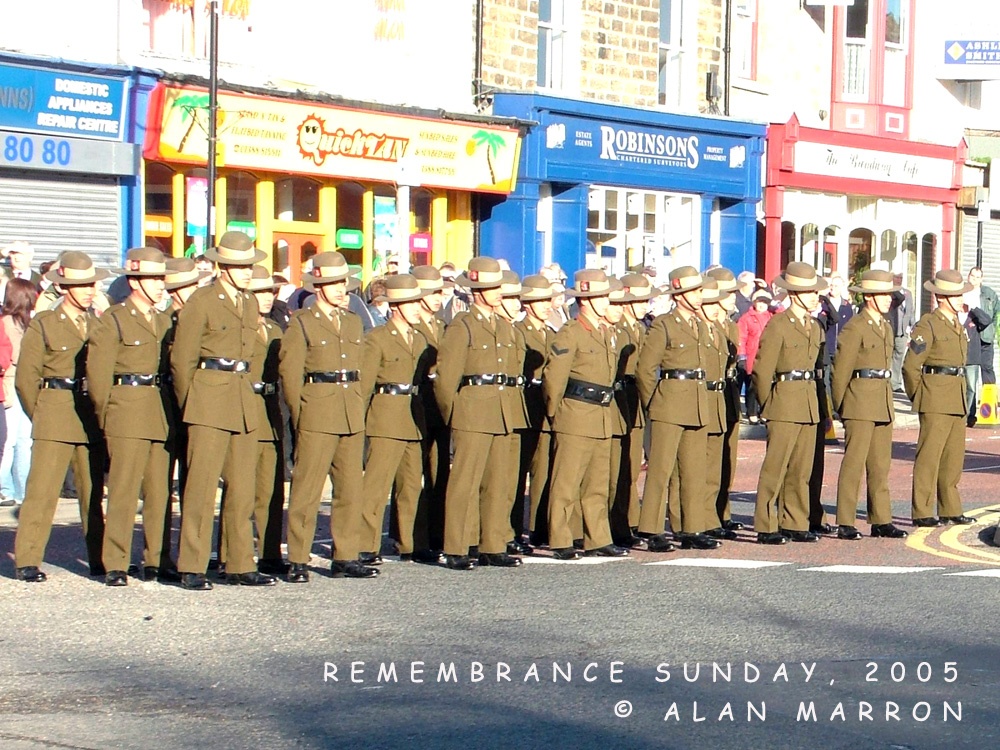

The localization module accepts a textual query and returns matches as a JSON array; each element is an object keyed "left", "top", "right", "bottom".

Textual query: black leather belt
[
  {"left": 113, "top": 373, "right": 162, "bottom": 387},
  {"left": 305, "top": 370, "right": 360, "bottom": 384},
  {"left": 726, "top": 367, "right": 738, "bottom": 381},
  {"left": 461, "top": 373, "right": 518, "bottom": 387},
  {"left": 922, "top": 365, "right": 964, "bottom": 376},
  {"left": 775, "top": 369, "right": 815, "bottom": 382},
  {"left": 705, "top": 380, "right": 726, "bottom": 391},
  {"left": 660, "top": 368, "right": 706, "bottom": 381},
  {"left": 853, "top": 368, "right": 891, "bottom": 380},
  {"left": 252, "top": 381, "right": 278, "bottom": 395},
  {"left": 564, "top": 378, "right": 614, "bottom": 406},
  {"left": 199, "top": 357, "right": 249, "bottom": 373},
  {"left": 41, "top": 376, "right": 87, "bottom": 393},
  {"left": 375, "top": 382, "right": 420, "bottom": 396},
  {"left": 524, "top": 378, "right": 543, "bottom": 389}
]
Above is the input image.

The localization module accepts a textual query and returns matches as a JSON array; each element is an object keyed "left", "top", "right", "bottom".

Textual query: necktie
[
  {"left": 258, "top": 319, "right": 268, "bottom": 342},
  {"left": 330, "top": 310, "right": 341, "bottom": 333},
  {"left": 75, "top": 314, "right": 87, "bottom": 338},
  {"left": 403, "top": 326, "right": 412, "bottom": 348},
  {"left": 689, "top": 317, "right": 699, "bottom": 338},
  {"left": 235, "top": 293, "right": 244, "bottom": 317}
]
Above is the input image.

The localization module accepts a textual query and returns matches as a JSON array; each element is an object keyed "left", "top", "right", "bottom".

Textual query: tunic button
[{"left": 321, "top": 340, "right": 326, "bottom": 345}]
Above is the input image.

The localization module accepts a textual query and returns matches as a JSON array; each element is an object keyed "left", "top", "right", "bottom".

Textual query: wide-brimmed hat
[
  {"left": 2, "top": 240, "right": 33, "bottom": 258},
  {"left": 565, "top": 269, "right": 612, "bottom": 299},
  {"left": 303, "top": 251, "right": 352, "bottom": 288},
  {"left": 706, "top": 267, "right": 738, "bottom": 292},
  {"left": 119, "top": 247, "right": 167, "bottom": 277},
  {"left": 619, "top": 272, "right": 658, "bottom": 302},
  {"left": 773, "top": 262, "right": 828, "bottom": 293},
  {"left": 412, "top": 265, "right": 444, "bottom": 292},
  {"left": 924, "top": 269, "right": 972, "bottom": 296},
  {"left": 608, "top": 277, "right": 627, "bottom": 302},
  {"left": 849, "top": 270, "right": 901, "bottom": 295},
  {"left": 701, "top": 276, "right": 723, "bottom": 304},
  {"left": 666, "top": 266, "right": 704, "bottom": 295},
  {"left": 455, "top": 257, "right": 504, "bottom": 289},
  {"left": 204, "top": 231, "right": 266, "bottom": 266},
  {"left": 247, "top": 264, "right": 278, "bottom": 292},
  {"left": 520, "top": 274, "right": 554, "bottom": 302},
  {"left": 375, "top": 274, "right": 427, "bottom": 304},
  {"left": 500, "top": 270, "right": 522, "bottom": 297},
  {"left": 751, "top": 289, "right": 772, "bottom": 304},
  {"left": 165, "top": 257, "right": 212, "bottom": 291},
  {"left": 44, "top": 251, "right": 110, "bottom": 285}
]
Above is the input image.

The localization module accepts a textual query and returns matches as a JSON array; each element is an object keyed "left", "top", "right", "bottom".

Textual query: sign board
[
  {"left": 940, "top": 40, "right": 1000, "bottom": 80},
  {"left": 0, "top": 62, "right": 128, "bottom": 141},
  {"left": 793, "top": 141, "right": 956, "bottom": 190},
  {"left": 0, "top": 129, "right": 137, "bottom": 175},
  {"left": 336, "top": 228, "right": 364, "bottom": 250}
]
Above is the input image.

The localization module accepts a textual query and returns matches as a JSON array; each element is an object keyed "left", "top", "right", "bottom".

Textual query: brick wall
[
  {"left": 480, "top": 0, "right": 538, "bottom": 94},
  {"left": 696, "top": 0, "right": 723, "bottom": 113}
]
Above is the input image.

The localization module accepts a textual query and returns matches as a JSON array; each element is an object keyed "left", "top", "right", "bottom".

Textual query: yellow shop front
[{"left": 141, "top": 81, "right": 521, "bottom": 283}]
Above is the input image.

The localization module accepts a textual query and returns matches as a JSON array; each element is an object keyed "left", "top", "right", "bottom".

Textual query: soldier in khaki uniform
[
  {"left": 514, "top": 275, "right": 555, "bottom": 548},
  {"left": 171, "top": 231, "right": 274, "bottom": 590},
  {"left": 902, "top": 269, "right": 975, "bottom": 527},
  {"left": 636, "top": 266, "right": 717, "bottom": 551},
  {"left": 543, "top": 269, "right": 628, "bottom": 560},
  {"left": 13, "top": 252, "right": 109, "bottom": 583},
  {"left": 705, "top": 267, "right": 745, "bottom": 533},
  {"left": 87, "top": 248, "right": 174, "bottom": 586},
  {"left": 435, "top": 257, "right": 525, "bottom": 570},
  {"left": 280, "top": 252, "right": 377, "bottom": 581},
  {"left": 752, "top": 262, "right": 827, "bottom": 545},
  {"left": 833, "top": 270, "right": 907, "bottom": 540},
  {"left": 359, "top": 275, "right": 430, "bottom": 562}
]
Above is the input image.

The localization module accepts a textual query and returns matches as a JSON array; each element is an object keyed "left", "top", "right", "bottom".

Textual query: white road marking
[
  {"left": 520, "top": 556, "right": 633, "bottom": 565},
  {"left": 943, "top": 569, "right": 1000, "bottom": 577},
  {"left": 799, "top": 565, "right": 943, "bottom": 574},
  {"left": 643, "top": 558, "right": 791, "bottom": 569}
]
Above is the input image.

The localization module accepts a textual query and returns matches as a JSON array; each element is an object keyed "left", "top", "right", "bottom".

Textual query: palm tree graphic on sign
[
  {"left": 466, "top": 130, "right": 506, "bottom": 184},
  {"left": 169, "top": 93, "right": 211, "bottom": 154}
]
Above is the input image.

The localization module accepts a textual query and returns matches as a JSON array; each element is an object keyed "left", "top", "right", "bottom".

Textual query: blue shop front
[{"left": 482, "top": 93, "right": 765, "bottom": 278}]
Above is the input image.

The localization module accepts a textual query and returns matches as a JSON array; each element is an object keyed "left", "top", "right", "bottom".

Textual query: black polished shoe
[
  {"left": 226, "top": 571, "right": 277, "bottom": 586},
  {"left": 105, "top": 570, "right": 128, "bottom": 587},
  {"left": 871, "top": 523, "right": 908, "bottom": 538},
  {"left": 757, "top": 532, "right": 788, "bottom": 545},
  {"left": 679, "top": 533, "right": 722, "bottom": 550},
  {"left": 941, "top": 515, "right": 975, "bottom": 525},
  {"left": 646, "top": 533, "right": 676, "bottom": 553},
  {"left": 257, "top": 559, "right": 291, "bottom": 575},
  {"left": 507, "top": 539, "right": 534, "bottom": 556},
  {"left": 913, "top": 517, "right": 942, "bottom": 528},
  {"left": 551, "top": 547, "right": 583, "bottom": 561},
  {"left": 837, "top": 525, "right": 863, "bottom": 541},
  {"left": 528, "top": 532, "right": 549, "bottom": 548},
  {"left": 478, "top": 552, "right": 523, "bottom": 567},
  {"left": 331, "top": 560, "right": 380, "bottom": 578},
  {"left": 286, "top": 563, "right": 310, "bottom": 583},
  {"left": 627, "top": 535, "right": 649, "bottom": 551},
  {"left": 721, "top": 519, "right": 745, "bottom": 532},
  {"left": 358, "top": 552, "right": 384, "bottom": 566},
  {"left": 154, "top": 564, "right": 182, "bottom": 583},
  {"left": 444, "top": 554, "right": 476, "bottom": 571},
  {"left": 704, "top": 527, "right": 738, "bottom": 541},
  {"left": 786, "top": 530, "right": 819, "bottom": 543},
  {"left": 408, "top": 549, "right": 445, "bottom": 565},
  {"left": 572, "top": 538, "right": 584, "bottom": 550},
  {"left": 809, "top": 523, "right": 837, "bottom": 536},
  {"left": 180, "top": 573, "right": 213, "bottom": 591},
  {"left": 584, "top": 544, "right": 629, "bottom": 557},
  {"left": 15, "top": 566, "right": 47, "bottom": 582},
  {"left": 89, "top": 563, "right": 107, "bottom": 577}
]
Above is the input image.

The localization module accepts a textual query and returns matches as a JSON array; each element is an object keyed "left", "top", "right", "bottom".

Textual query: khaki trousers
[
  {"left": 361, "top": 437, "right": 424, "bottom": 555},
  {"left": 754, "top": 421, "right": 816, "bottom": 534},
  {"left": 836, "top": 419, "right": 894, "bottom": 526},
  {"left": 218, "top": 436, "right": 285, "bottom": 565},
  {"left": 912, "top": 412, "right": 965, "bottom": 520},
  {"left": 548, "top": 432, "right": 613, "bottom": 551},
  {"left": 609, "top": 428, "right": 642, "bottom": 543},
  {"left": 286, "top": 429, "right": 364, "bottom": 563},
  {"left": 178, "top": 425, "right": 257, "bottom": 575},
  {"left": 638, "top": 421, "right": 707, "bottom": 535},
  {"left": 102, "top": 437, "right": 171, "bottom": 572},
  {"left": 443, "top": 430, "right": 513, "bottom": 556},
  {"left": 14, "top": 440, "right": 105, "bottom": 570}
]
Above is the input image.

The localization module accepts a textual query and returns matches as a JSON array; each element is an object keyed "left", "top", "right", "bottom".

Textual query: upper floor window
[
  {"left": 732, "top": 0, "right": 757, "bottom": 80},
  {"left": 537, "top": 0, "right": 572, "bottom": 90},
  {"left": 658, "top": 0, "right": 685, "bottom": 106},
  {"left": 882, "top": 0, "right": 908, "bottom": 106},
  {"left": 142, "top": 0, "right": 197, "bottom": 57},
  {"left": 842, "top": 0, "right": 870, "bottom": 100}
]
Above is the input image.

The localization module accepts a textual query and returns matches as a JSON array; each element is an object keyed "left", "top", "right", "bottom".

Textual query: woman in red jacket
[{"left": 736, "top": 290, "right": 773, "bottom": 424}]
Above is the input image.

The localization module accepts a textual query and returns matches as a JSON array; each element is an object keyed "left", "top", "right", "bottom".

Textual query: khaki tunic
[
  {"left": 609, "top": 318, "right": 645, "bottom": 542},
  {"left": 514, "top": 317, "right": 554, "bottom": 542}
]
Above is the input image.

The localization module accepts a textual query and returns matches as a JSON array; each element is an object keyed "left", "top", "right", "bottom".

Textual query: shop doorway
[{"left": 273, "top": 232, "right": 323, "bottom": 285}]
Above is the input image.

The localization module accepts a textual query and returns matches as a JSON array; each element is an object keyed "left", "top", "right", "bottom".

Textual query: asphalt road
[{"left": 2, "top": 421, "right": 1000, "bottom": 750}]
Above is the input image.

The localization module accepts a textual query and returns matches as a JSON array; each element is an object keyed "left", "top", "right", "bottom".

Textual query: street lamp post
[{"left": 206, "top": 0, "right": 220, "bottom": 250}]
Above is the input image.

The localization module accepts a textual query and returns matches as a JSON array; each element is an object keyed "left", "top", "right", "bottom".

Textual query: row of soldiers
[{"left": 10, "top": 234, "right": 973, "bottom": 587}]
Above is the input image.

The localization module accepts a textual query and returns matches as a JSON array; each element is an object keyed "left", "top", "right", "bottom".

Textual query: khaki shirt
[
  {"left": 832, "top": 308, "right": 894, "bottom": 423},
  {"left": 612, "top": 318, "right": 646, "bottom": 431},
  {"left": 720, "top": 318, "right": 741, "bottom": 426},
  {"left": 902, "top": 308, "right": 968, "bottom": 416},
  {"left": 360, "top": 320, "right": 428, "bottom": 441},
  {"left": 250, "top": 318, "right": 283, "bottom": 441},
  {"left": 636, "top": 311, "right": 709, "bottom": 427},
  {"left": 701, "top": 318, "right": 728, "bottom": 435},
  {"left": 751, "top": 309, "right": 825, "bottom": 424}
]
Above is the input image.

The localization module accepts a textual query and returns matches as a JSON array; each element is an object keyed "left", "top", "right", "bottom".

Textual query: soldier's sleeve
[
  {"left": 170, "top": 294, "right": 207, "bottom": 410},
  {"left": 278, "top": 314, "right": 307, "bottom": 429},
  {"left": 902, "top": 317, "right": 933, "bottom": 401},
  {"left": 636, "top": 316, "right": 666, "bottom": 408},
  {"left": 751, "top": 317, "right": 781, "bottom": 409},
  {"left": 541, "top": 324, "right": 576, "bottom": 419},
  {"left": 831, "top": 319, "right": 861, "bottom": 414},
  {"left": 14, "top": 317, "right": 45, "bottom": 420},
  {"left": 433, "top": 317, "right": 469, "bottom": 424},
  {"left": 85, "top": 310, "right": 120, "bottom": 428},
  {"left": 359, "top": 330, "right": 382, "bottom": 406}
]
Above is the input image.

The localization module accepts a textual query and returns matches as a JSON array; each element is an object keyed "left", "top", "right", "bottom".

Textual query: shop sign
[
  {"left": 145, "top": 84, "right": 521, "bottom": 194},
  {"left": 0, "top": 62, "right": 128, "bottom": 141},
  {"left": 940, "top": 39, "right": 1000, "bottom": 80},
  {"left": 793, "top": 141, "right": 955, "bottom": 189},
  {"left": 0, "top": 129, "right": 137, "bottom": 175},
  {"left": 336, "top": 228, "right": 364, "bottom": 250},
  {"left": 227, "top": 220, "right": 256, "bottom": 240},
  {"left": 409, "top": 233, "right": 432, "bottom": 252}
]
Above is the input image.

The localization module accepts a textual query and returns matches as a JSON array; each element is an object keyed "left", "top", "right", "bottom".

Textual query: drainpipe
[
  {"left": 723, "top": 0, "right": 732, "bottom": 116},
  {"left": 472, "top": 0, "right": 486, "bottom": 255}
]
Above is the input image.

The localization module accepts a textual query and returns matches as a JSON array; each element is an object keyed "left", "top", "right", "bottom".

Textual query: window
[
  {"left": 225, "top": 171, "right": 256, "bottom": 224},
  {"left": 732, "top": 0, "right": 757, "bottom": 80},
  {"left": 843, "top": 0, "right": 870, "bottom": 99},
  {"left": 882, "top": 0, "right": 907, "bottom": 106},
  {"left": 658, "top": 0, "right": 685, "bottom": 106},
  {"left": 274, "top": 178, "right": 319, "bottom": 222},
  {"left": 537, "top": 0, "right": 572, "bottom": 90},
  {"left": 142, "top": 0, "right": 196, "bottom": 57}
]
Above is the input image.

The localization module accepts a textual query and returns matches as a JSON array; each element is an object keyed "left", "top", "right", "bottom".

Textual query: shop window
[
  {"left": 823, "top": 225, "right": 840, "bottom": 276},
  {"left": 537, "top": 0, "right": 574, "bottom": 91},
  {"left": 274, "top": 177, "right": 320, "bottom": 222},
  {"left": 800, "top": 223, "right": 819, "bottom": 268},
  {"left": 411, "top": 188, "right": 433, "bottom": 234},
  {"left": 225, "top": 170, "right": 256, "bottom": 226},
  {"left": 843, "top": 0, "right": 870, "bottom": 100},
  {"left": 658, "top": 0, "right": 686, "bottom": 107},
  {"left": 903, "top": 230, "right": 918, "bottom": 298},
  {"left": 732, "top": 0, "right": 757, "bottom": 80},
  {"left": 144, "top": 162, "right": 175, "bottom": 252},
  {"left": 848, "top": 227, "right": 875, "bottom": 277},
  {"left": 336, "top": 182, "right": 365, "bottom": 234},
  {"left": 879, "top": 229, "right": 898, "bottom": 265},
  {"left": 920, "top": 233, "right": 937, "bottom": 314},
  {"left": 780, "top": 221, "right": 795, "bottom": 272}
]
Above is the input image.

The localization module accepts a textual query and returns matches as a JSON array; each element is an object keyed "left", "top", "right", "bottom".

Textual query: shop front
[
  {"left": 482, "top": 93, "right": 766, "bottom": 278},
  {"left": 765, "top": 115, "right": 966, "bottom": 315},
  {"left": 142, "top": 82, "right": 522, "bottom": 283},
  {"left": 0, "top": 56, "right": 150, "bottom": 268}
]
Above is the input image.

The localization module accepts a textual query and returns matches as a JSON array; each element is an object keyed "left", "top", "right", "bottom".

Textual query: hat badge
[
  {"left": 312, "top": 267, "right": 322, "bottom": 277},
  {"left": 671, "top": 278, "right": 682, "bottom": 289},
  {"left": 469, "top": 270, "right": 479, "bottom": 281},
  {"left": 129, "top": 259, "right": 141, "bottom": 272},
  {"left": 580, "top": 281, "right": 590, "bottom": 292}
]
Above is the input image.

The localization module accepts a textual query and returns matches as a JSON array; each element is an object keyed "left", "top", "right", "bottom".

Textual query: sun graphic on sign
[{"left": 297, "top": 114, "right": 326, "bottom": 165}]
